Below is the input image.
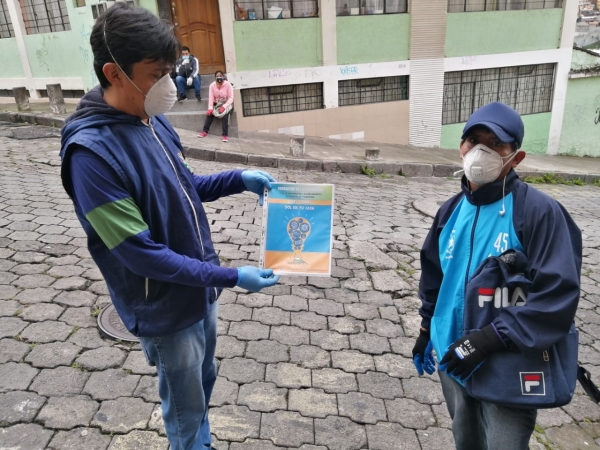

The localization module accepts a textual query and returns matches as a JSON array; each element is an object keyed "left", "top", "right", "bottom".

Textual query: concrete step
[
  {"left": 165, "top": 110, "right": 239, "bottom": 138},
  {"left": 171, "top": 97, "right": 208, "bottom": 113}
]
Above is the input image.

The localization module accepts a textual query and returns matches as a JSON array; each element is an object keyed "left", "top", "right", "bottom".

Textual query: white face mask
[
  {"left": 104, "top": 26, "right": 177, "bottom": 117},
  {"left": 462, "top": 144, "right": 519, "bottom": 186},
  {"left": 137, "top": 74, "right": 177, "bottom": 117}
]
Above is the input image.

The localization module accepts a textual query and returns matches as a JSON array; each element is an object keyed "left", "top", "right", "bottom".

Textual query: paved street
[{"left": 1, "top": 122, "right": 600, "bottom": 450}]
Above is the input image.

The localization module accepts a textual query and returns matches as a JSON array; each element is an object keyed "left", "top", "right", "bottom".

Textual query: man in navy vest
[
  {"left": 60, "top": 5, "right": 279, "bottom": 449},
  {"left": 412, "top": 102, "right": 582, "bottom": 450}
]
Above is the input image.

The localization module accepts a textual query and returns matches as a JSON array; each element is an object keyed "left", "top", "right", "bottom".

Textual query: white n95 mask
[
  {"left": 462, "top": 144, "right": 519, "bottom": 186},
  {"left": 141, "top": 74, "right": 177, "bottom": 117}
]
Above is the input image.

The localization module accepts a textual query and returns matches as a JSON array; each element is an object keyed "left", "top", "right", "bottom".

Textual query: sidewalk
[{"left": 2, "top": 106, "right": 600, "bottom": 182}]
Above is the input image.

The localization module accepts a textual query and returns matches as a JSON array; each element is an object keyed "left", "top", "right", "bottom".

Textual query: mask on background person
[
  {"left": 182, "top": 55, "right": 190, "bottom": 60},
  {"left": 216, "top": 77, "right": 223, "bottom": 83},
  {"left": 462, "top": 144, "right": 520, "bottom": 185}
]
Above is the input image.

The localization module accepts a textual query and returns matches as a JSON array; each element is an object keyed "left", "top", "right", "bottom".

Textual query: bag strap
[{"left": 578, "top": 366, "right": 600, "bottom": 404}]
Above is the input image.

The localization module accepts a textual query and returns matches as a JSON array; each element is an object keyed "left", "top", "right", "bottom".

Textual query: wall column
[
  {"left": 547, "top": 0, "right": 578, "bottom": 155},
  {"left": 5, "top": 0, "right": 39, "bottom": 98},
  {"left": 408, "top": 0, "right": 447, "bottom": 147},
  {"left": 219, "top": 0, "right": 238, "bottom": 73}
]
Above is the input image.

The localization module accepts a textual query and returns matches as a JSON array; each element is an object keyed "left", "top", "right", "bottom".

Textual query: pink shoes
[
  {"left": 197, "top": 132, "right": 208, "bottom": 138},
  {"left": 222, "top": 136, "right": 228, "bottom": 142}
]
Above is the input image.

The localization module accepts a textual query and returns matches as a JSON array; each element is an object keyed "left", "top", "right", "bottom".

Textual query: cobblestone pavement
[{"left": 1, "top": 123, "right": 600, "bottom": 450}]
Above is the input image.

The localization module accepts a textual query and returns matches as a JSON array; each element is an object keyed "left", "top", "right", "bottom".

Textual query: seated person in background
[
  {"left": 172, "top": 46, "right": 201, "bottom": 102},
  {"left": 198, "top": 71, "right": 234, "bottom": 143}
]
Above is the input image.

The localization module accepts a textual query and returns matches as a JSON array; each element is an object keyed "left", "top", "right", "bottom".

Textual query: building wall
[
  {"left": 233, "top": 19, "right": 323, "bottom": 71},
  {"left": 336, "top": 15, "right": 410, "bottom": 65},
  {"left": 559, "top": 77, "right": 600, "bottom": 157},
  {"left": 440, "top": 112, "right": 552, "bottom": 155},
  {"left": 446, "top": 9, "right": 564, "bottom": 57},
  {"left": 235, "top": 89, "right": 410, "bottom": 144},
  {"left": 0, "top": 38, "right": 25, "bottom": 78}
]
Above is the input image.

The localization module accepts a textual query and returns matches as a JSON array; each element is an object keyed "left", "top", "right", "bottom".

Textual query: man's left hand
[
  {"left": 439, "top": 324, "right": 505, "bottom": 381},
  {"left": 219, "top": 107, "right": 225, "bottom": 114},
  {"left": 241, "top": 170, "right": 276, "bottom": 206},
  {"left": 187, "top": 77, "right": 193, "bottom": 86}
]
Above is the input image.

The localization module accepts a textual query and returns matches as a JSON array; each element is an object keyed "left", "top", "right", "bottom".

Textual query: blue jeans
[
  {"left": 439, "top": 371, "right": 537, "bottom": 450},
  {"left": 176, "top": 75, "right": 201, "bottom": 96},
  {"left": 139, "top": 301, "right": 218, "bottom": 450}
]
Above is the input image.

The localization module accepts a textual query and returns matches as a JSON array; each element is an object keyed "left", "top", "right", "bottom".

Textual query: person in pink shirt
[{"left": 198, "top": 70, "right": 234, "bottom": 142}]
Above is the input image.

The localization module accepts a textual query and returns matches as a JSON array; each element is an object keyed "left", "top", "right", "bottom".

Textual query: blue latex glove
[
  {"left": 237, "top": 266, "right": 280, "bottom": 292},
  {"left": 241, "top": 170, "right": 276, "bottom": 206},
  {"left": 413, "top": 340, "right": 436, "bottom": 376}
]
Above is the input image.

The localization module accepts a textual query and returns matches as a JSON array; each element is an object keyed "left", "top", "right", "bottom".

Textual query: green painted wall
[
  {"left": 446, "top": 9, "right": 563, "bottom": 57},
  {"left": 440, "top": 112, "right": 552, "bottom": 155},
  {"left": 337, "top": 14, "right": 409, "bottom": 64},
  {"left": 571, "top": 49, "right": 600, "bottom": 71},
  {"left": 234, "top": 19, "right": 322, "bottom": 71},
  {"left": 24, "top": 33, "right": 81, "bottom": 78},
  {"left": 0, "top": 39, "right": 25, "bottom": 78},
  {"left": 0, "top": 1, "right": 161, "bottom": 90},
  {"left": 559, "top": 77, "right": 600, "bottom": 157}
]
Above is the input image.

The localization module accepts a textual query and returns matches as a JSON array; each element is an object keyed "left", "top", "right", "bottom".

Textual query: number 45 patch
[{"left": 494, "top": 232, "right": 508, "bottom": 254}]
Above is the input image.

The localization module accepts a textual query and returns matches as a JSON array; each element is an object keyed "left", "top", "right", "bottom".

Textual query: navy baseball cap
[{"left": 461, "top": 102, "right": 525, "bottom": 149}]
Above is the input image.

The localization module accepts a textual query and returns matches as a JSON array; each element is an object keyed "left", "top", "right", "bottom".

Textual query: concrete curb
[
  {"left": 0, "top": 111, "right": 65, "bottom": 128},
  {"left": 2, "top": 110, "right": 600, "bottom": 183}
]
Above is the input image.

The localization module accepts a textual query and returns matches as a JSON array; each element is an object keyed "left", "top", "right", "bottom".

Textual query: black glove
[
  {"left": 439, "top": 324, "right": 505, "bottom": 381},
  {"left": 412, "top": 329, "right": 435, "bottom": 375}
]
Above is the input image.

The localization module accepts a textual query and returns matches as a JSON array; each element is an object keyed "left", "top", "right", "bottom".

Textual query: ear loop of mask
[
  {"left": 498, "top": 149, "right": 520, "bottom": 217},
  {"left": 103, "top": 22, "right": 146, "bottom": 98}
]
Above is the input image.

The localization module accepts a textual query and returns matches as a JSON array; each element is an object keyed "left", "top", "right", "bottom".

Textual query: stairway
[{"left": 165, "top": 74, "right": 239, "bottom": 138}]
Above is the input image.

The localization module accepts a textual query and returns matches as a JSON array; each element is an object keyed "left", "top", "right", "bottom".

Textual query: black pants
[{"left": 203, "top": 113, "right": 229, "bottom": 136}]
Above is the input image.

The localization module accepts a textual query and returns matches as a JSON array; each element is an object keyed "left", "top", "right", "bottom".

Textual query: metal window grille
[
  {"left": 448, "top": 0, "right": 562, "bottom": 12},
  {"left": 338, "top": 76, "right": 409, "bottom": 106},
  {"left": 442, "top": 63, "right": 555, "bottom": 125},
  {"left": 242, "top": 82, "right": 323, "bottom": 117},
  {"left": 0, "top": 0, "right": 14, "bottom": 38},
  {"left": 234, "top": 0, "right": 318, "bottom": 20},
  {"left": 336, "top": 0, "right": 407, "bottom": 15},
  {"left": 21, "top": 0, "right": 71, "bottom": 34}
]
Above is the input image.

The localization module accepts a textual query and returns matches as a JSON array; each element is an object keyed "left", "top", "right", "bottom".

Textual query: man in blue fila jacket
[
  {"left": 60, "top": 5, "right": 279, "bottom": 450},
  {"left": 411, "top": 102, "right": 582, "bottom": 450}
]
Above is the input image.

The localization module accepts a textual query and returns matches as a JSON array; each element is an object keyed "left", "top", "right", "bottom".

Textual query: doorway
[{"left": 171, "top": 0, "right": 226, "bottom": 74}]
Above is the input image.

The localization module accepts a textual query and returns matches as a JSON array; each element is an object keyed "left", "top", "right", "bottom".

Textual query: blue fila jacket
[
  {"left": 60, "top": 87, "right": 244, "bottom": 337},
  {"left": 418, "top": 170, "right": 582, "bottom": 360}
]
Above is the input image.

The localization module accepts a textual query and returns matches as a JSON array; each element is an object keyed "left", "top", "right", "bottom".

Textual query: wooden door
[{"left": 171, "top": 0, "right": 226, "bottom": 74}]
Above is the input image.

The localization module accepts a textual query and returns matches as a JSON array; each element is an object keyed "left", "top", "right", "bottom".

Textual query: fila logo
[
  {"left": 520, "top": 372, "right": 545, "bottom": 396},
  {"left": 478, "top": 287, "right": 527, "bottom": 308}
]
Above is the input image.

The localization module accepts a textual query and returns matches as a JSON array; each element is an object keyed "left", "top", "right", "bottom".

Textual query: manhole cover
[{"left": 97, "top": 303, "right": 139, "bottom": 342}]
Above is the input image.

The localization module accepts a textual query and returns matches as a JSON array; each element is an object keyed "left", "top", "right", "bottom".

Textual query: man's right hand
[
  {"left": 207, "top": 109, "right": 213, "bottom": 116},
  {"left": 412, "top": 329, "right": 436, "bottom": 375},
  {"left": 237, "top": 266, "right": 280, "bottom": 292}
]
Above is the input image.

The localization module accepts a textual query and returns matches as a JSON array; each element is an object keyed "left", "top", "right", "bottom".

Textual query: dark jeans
[
  {"left": 439, "top": 371, "right": 537, "bottom": 450},
  {"left": 203, "top": 112, "right": 229, "bottom": 137}
]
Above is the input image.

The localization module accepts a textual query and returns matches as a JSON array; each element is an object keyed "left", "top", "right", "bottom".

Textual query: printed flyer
[{"left": 260, "top": 182, "right": 334, "bottom": 276}]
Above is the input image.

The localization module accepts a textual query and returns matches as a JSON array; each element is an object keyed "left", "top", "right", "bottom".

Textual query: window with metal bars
[
  {"left": 0, "top": 0, "right": 14, "bottom": 38},
  {"left": 442, "top": 63, "right": 555, "bottom": 125},
  {"left": 448, "top": 0, "right": 562, "bottom": 12},
  {"left": 241, "top": 83, "right": 323, "bottom": 117},
  {"left": 234, "top": 0, "right": 318, "bottom": 20},
  {"left": 20, "top": 0, "right": 70, "bottom": 34},
  {"left": 338, "top": 76, "right": 409, "bottom": 106},
  {"left": 335, "top": 0, "right": 407, "bottom": 16}
]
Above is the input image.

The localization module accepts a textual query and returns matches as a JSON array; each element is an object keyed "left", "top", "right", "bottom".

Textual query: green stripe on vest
[{"left": 86, "top": 198, "right": 148, "bottom": 250}]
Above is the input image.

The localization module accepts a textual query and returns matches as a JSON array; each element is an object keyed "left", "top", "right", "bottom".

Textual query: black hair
[
  {"left": 90, "top": 3, "right": 180, "bottom": 88},
  {"left": 215, "top": 70, "right": 224, "bottom": 77},
  {"left": 181, "top": 46, "right": 190, "bottom": 52}
]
